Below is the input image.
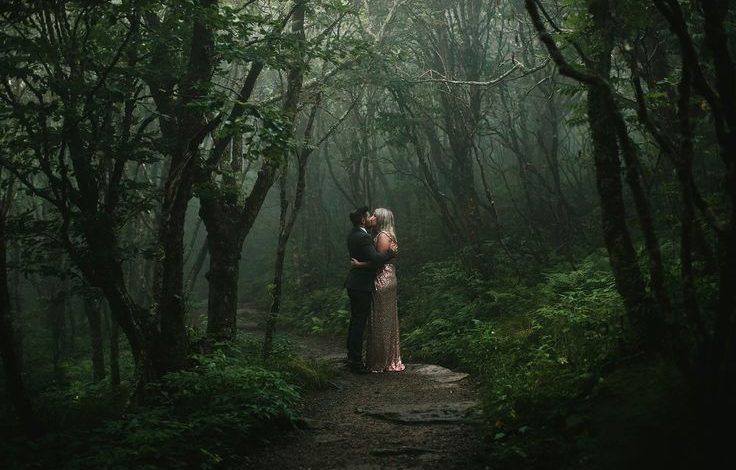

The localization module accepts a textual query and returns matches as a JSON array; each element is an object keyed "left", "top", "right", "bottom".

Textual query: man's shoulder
[
  {"left": 347, "top": 228, "right": 370, "bottom": 246},
  {"left": 348, "top": 227, "right": 368, "bottom": 238}
]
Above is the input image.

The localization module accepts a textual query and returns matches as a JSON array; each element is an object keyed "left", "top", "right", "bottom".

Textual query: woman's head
[{"left": 373, "top": 207, "right": 396, "bottom": 239}]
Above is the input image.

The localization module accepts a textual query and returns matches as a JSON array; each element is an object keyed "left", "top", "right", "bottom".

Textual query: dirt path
[{"left": 242, "top": 314, "right": 486, "bottom": 469}]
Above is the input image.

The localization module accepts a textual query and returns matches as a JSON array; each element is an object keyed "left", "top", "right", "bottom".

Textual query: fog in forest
[{"left": 1, "top": 0, "right": 734, "bottom": 468}]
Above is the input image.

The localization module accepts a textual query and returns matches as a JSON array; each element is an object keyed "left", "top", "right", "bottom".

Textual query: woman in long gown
[{"left": 351, "top": 208, "right": 404, "bottom": 373}]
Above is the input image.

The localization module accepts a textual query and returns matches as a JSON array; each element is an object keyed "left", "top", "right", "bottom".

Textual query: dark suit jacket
[{"left": 344, "top": 227, "right": 394, "bottom": 292}]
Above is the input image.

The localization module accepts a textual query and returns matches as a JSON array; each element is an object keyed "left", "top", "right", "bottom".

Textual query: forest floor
[{"left": 238, "top": 306, "right": 488, "bottom": 469}]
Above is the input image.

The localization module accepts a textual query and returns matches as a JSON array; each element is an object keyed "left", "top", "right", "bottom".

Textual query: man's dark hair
[{"left": 349, "top": 206, "right": 370, "bottom": 227}]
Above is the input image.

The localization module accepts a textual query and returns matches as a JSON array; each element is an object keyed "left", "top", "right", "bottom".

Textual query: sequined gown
[{"left": 366, "top": 232, "right": 405, "bottom": 372}]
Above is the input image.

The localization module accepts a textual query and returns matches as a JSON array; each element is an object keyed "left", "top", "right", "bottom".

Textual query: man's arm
[{"left": 356, "top": 234, "right": 394, "bottom": 265}]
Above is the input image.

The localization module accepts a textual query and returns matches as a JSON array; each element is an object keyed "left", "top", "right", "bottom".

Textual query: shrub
[
  {"left": 474, "top": 255, "right": 624, "bottom": 468},
  {"left": 281, "top": 287, "right": 349, "bottom": 334},
  {"left": 0, "top": 344, "right": 318, "bottom": 470},
  {"left": 72, "top": 353, "right": 301, "bottom": 468}
]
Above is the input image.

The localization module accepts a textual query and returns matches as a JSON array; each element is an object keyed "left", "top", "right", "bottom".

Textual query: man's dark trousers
[{"left": 346, "top": 289, "right": 372, "bottom": 363}]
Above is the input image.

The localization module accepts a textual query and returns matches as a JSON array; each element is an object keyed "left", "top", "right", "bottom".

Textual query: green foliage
[
  {"left": 399, "top": 256, "right": 525, "bottom": 368},
  {"left": 0, "top": 338, "right": 332, "bottom": 469},
  {"left": 391, "top": 251, "right": 625, "bottom": 467},
  {"left": 481, "top": 258, "right": 619, "bottom": 382},
  {"left": 76, "top": 355, "right": 299, "bottom": 468},
  {"left": 226, "top": 331, "right": 334, "bottom": 390},
  {"left": 281, "top": 287, "right": 350, "bottom": 334}
]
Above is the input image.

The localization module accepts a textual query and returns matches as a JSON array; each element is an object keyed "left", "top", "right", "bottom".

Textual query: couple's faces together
[{"left": 361, "top": 211, "right": 376, "bottom": 227}]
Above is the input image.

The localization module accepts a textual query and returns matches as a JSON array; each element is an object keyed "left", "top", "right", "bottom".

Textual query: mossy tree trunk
[{"left": 0, "top": 175, "right": 38, "bottom": 436}]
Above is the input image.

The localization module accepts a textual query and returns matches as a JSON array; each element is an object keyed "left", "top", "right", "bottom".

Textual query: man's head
[{"left": 349, "top": 206, "right": 375, "bottom": 227}]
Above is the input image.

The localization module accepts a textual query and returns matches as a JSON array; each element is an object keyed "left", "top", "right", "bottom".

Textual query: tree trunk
[
  {"left": 48, "top": 290, "right": 66, "bottom": 383},
  {"left": 187, "top": 236, "right": 209, "bottom": 293},
  {"left": 542, "top": 94, "right": 575, "bottom": 255},
  {"left": 151, "top": 0, "right": 219, "bottom": 371},
  {"left": 264, "top": 94, "right": 319, "bottom": 357},
  {"left": 0, "top": 290, "right": 37, "bottom": 436},
  {"left": 588, "top": 83, "right": 650, "bottom": 334},
  {"left": 0, "top": 178, "right": 38, "bottom": 435},
  {"left": 66, "top": 289, "right": 76, "bottom": 356},
  {"left": 448, "top": 144, "right": 482, "bottom": 243},
  {"left": 75, "top": 216, "right": 154, "bottom": 381},
  {"left": 155, "top": 191, "right": 191, "bottom": 371},
  {"left": 263, "top": 171, "right": 291, "bottom": 358},
  {"left": 84, "top": 296, "right": 106, "bottom": 383},
  {"left": 202, "top": 208, "right": 242, "bottom": 341},
  {"left": 586, "top": 0, "right": 652, "bottom": 344},
  {"left": 106, "top": 302, "right": 121, "bottom": 388},
  {"left": 698, "top": 1, "right": 736, "bottom": 427}
]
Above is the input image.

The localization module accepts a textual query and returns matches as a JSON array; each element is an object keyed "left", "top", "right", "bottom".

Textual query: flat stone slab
[
  {"left": 356, "top": 401, "right": 478, "bottom": 424},
  {"left": 407, "top": 364, "right": 469, "bottom": 384}
]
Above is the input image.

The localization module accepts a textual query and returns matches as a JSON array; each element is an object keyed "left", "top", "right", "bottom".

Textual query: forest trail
[{"left": 239, "top": 306, "right": 486, "bottom": 469}]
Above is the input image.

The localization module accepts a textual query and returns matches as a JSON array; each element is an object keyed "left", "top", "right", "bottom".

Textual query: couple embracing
[{"left": 344, "top": 206, "right": 405, "bottom": 374}]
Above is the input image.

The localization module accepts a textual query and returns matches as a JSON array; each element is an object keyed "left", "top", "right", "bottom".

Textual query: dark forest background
[{"left": 1, "top": 0, "right": 734, "bottom": 468}]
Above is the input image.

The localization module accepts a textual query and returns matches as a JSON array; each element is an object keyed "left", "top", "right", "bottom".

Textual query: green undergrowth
[
  {"left": 286, "top": 250, "right": 694, "bottom": 468},
  {"left": 281, "top": 286, "right": 350, "bottom": 334},
  {"left": 1, "top": 332, "right": 331, "bottom": 469}
]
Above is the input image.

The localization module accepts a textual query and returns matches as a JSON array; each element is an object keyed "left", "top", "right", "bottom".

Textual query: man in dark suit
[{"left": 344, "top": 206, "right": 395, "bottom": 372}]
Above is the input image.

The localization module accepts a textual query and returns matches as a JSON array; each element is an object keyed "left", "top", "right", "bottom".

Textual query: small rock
[{"left": 410, "top": 364, "right": 470, "bottom": 384}]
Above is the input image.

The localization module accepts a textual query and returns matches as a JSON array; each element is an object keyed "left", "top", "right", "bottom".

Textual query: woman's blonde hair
[{"left": 373, "top": 207, "right": 397, "bottom": 242}]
